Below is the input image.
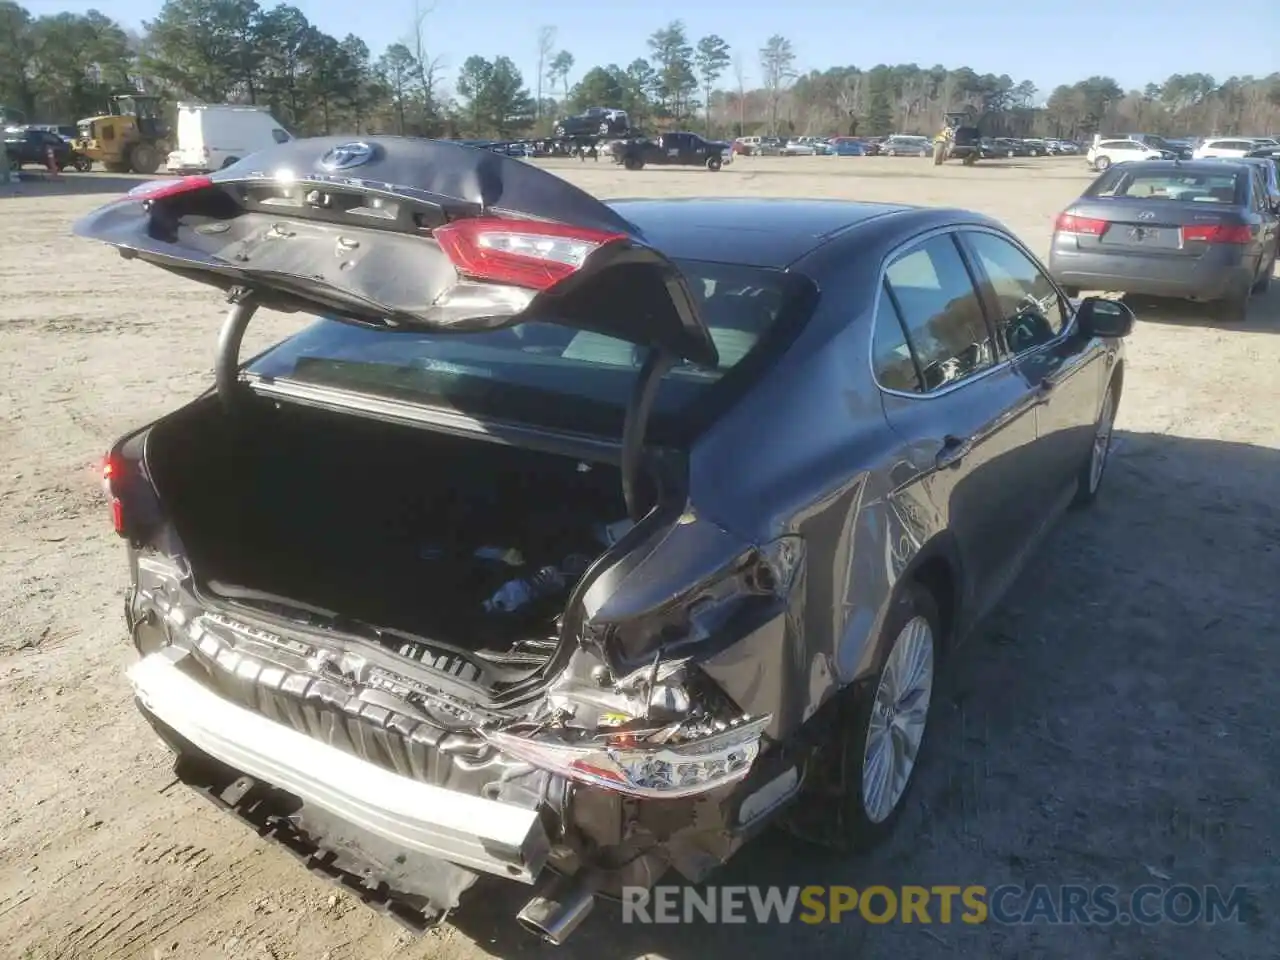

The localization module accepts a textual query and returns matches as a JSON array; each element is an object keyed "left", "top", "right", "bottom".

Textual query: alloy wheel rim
[
  {"left": 861, "top": 615, "right": 934, "bottom": 824},
  {"left": 1090, "top": 392, "right": 1116, "bottom": 492}
]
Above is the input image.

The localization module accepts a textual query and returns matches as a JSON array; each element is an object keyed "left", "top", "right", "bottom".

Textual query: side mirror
[{"left": 1077, "top": 297, "right": 1135, "bottom": 339}]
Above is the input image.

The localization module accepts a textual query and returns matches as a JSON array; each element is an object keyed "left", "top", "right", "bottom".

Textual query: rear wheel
[
  {"left": 129, "top": 142, "right": 160, "bottom": 175},
  {"left": 1220, "top": 290, "right": 1250, "bottom": 323},
  {"left": 1251, "top": 251, "right": 1275, "bottom": 294},
  {"left": 1094, "top": 156, "right": 1111, "bottom": 172},
  {"left": 73, "top": 155, "right": 92, "bottom": 172},
  {"left": 706, "top": 154, "right": 722, "bottom": 171},
  {"left": 786, "top": 584, "right": 940, "bottom": 852}
]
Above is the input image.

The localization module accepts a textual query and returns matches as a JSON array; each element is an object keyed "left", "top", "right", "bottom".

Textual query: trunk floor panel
[{"left": 145, "top": 398, "right": 627, "bottom": 655}]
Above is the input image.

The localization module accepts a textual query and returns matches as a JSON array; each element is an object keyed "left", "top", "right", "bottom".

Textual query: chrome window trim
[{"left": 869, "top": 224, "right": 1080, "bottom": 401}]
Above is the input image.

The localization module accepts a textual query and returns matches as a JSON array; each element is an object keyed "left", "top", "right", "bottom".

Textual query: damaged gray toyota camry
[{"left": 78, "top": 136, "right": 1133, "bottom": 944}]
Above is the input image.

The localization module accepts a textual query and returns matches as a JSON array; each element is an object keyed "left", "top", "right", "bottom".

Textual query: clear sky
[{"left": 25, "top": 0, "right": 1280, "bottom": 99}]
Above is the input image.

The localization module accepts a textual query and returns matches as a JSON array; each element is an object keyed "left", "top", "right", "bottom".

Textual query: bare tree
[
  {"left": 733, "top": 55, "right": 747, "bottom": 135},
  {"left": 758, "top": 35, "right": 796, "bottom": 135},
  {"left": 408, "top": 0, "right": 445, "bottom": 127},
  {"left": 535, "top": 25, "right": 556, "bottom": 123},
  {"left": 548, "top": 49, "right": 574, "bottom": 104}
]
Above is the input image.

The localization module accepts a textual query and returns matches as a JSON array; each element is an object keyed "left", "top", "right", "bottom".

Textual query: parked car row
[
  {"left": 4, "top": 124, "right": 93, "bottom": 172},
  {"left": 1087, "top": 135, "right": 1280, "bottom": 172},
  {"left": 733, "top": 133, "right": 1085, "bottom": 159}
]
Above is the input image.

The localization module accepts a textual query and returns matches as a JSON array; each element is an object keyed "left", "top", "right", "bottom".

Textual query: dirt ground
[{"left": 1, "top": 155, "right": 1276, "bottom": 960}]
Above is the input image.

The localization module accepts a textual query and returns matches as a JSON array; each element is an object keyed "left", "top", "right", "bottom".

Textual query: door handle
[{"left": 935, "top": 435, "right": 973, "bottom": 470}]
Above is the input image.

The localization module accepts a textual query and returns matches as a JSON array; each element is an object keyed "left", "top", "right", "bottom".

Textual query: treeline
[{"left": 2, "top": 0, "right": 1278, "bottom": 141}]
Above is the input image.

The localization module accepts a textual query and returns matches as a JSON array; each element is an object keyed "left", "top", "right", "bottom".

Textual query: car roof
[{"left": 606, "top": 198, "right": 915, "bottom": 267}]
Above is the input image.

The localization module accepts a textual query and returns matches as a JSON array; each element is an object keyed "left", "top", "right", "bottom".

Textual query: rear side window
[
  {"left": 1099, "top": 141, "right": 1134, "bottom": 151},
  {"left": 879, "top": 235, "right": 995, "bottom": 392},
  {"left": 271, "top": 128, "right": 290, "bottom": 143}
]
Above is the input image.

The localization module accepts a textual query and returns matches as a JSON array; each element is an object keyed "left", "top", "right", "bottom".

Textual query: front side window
[
  {"left": 882, "top": 235, "right": 995, "bottom": 391},
  {"left": 962, "top": 231, "right": 1067, "bottom": 356}
]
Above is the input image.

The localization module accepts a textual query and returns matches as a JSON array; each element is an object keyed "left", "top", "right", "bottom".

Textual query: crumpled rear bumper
[{"left": 129, "top": 647, "right": 551, "bottom": 882}]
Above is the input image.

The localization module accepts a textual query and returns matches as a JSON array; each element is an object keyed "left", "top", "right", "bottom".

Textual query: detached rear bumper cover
[{"left": 129, "top": 648, "right": 551, "bottom": 882}]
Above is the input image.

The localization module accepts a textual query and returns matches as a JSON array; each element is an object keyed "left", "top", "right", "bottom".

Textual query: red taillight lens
[
  {"left": 1055, "top": 212, "right": 1108, "bottom": 236},
  {"left": 433, "top": 217, "right": 629, "bottom": 291},
  {"left": 1180, "top": 224, "right": 1253, "bottom": 244},
  {"left": 102, "top": 454, "right": 124, "bottom": 536},
  {"left": 127, "top": 175, "right": 214, "bottom": 202}
]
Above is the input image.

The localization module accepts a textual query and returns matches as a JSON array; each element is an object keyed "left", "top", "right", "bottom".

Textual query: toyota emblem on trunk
[{"left": 319, "top": 141, "right": 375, "bottom": 171}]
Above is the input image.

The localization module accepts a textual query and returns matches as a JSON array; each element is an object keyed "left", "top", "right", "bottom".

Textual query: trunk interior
[{"left": 144, "top": 395, "right": 637, "bottom": 672}]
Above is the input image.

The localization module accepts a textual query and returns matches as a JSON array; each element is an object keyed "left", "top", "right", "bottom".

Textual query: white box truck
[{"left": 167, "top": 103, "right": 291, "bottom": 174}]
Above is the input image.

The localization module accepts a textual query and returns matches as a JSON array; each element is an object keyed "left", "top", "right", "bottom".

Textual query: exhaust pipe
[{"left": 516, "top": 869, "right": 603, "bottom": 945}]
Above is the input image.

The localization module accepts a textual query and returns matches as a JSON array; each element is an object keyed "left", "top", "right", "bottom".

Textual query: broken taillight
[
  {"left": 433, "top": 217, "right": 629, "bottom": 291},
  {"left": 482, "top": 715, "right": 771, "bottom": 799},
  {"left": 102, "top": 453, "right": 125, "bottom": 536},
  {"left": 126, "top": 175, "right": 214, "bottom": 202}
]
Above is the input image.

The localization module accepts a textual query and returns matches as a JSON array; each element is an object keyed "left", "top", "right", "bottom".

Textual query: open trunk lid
[{"left": 72, "top": 136, "right": 719, "bottom": 367}]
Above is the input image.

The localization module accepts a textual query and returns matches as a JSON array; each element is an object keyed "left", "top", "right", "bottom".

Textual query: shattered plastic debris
[
  {"left": 482, "top": 552, "right": 593, "bottom": 614},
  {"left": 594, "top": 518, "right": 635, "bottom": 547},
  {"left": 483, "top": 565, "right": 566, "bottom": 614},
  {"left": 473, "top": 545, "right": 525, "bottom": 567}
]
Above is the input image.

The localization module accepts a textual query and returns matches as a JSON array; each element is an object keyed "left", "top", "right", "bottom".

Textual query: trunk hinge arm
[
  {"left": 620, "top": 347, "right": 676, "bottom": 523},
  {"left": 215, "top": 286, "right": 260, "bottom": 412}
]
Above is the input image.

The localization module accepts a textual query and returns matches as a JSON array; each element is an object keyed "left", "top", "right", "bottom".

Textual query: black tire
[
  {"left": 1094, "top": 156, "right": 1111, "bottom": 172},
  {"left": 1220, "top": 290, "right": 1250, "bottom": 323},
  {"left": 129, "top": 143, "right": 160, "bottom": 175},
  {"left": 1072, "top": 380, "right": 1121, "bottom": 507},
  {"left": 1251, "top": 252, "right": 1275, "bottom": 294},
  {"left": 706, "top": 154, "right": 722, "bottom": 171},
  {"left": 1029, "top": 149, "right": 1039, "bottom": 157},
  {"left": 785, "top": 583, "right": 941, "bottom": 853},
  {"left": 73, "top": 155, "right": 92, "bottom": 172},
  {"left": 962, "top": 153, "right": 977, "bottom": 166},
  {"left": 623, "top": 154, "right": 643, "bottom": 171}
]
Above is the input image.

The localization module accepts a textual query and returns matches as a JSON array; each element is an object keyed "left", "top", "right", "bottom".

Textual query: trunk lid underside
[{"left": 72, "top": 135, "right": 719, "bottom": 367}]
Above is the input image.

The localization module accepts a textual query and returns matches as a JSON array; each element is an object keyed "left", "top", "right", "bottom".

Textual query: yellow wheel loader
[{"left": 74, "top": 94, "right": 170, "bottom": 175}]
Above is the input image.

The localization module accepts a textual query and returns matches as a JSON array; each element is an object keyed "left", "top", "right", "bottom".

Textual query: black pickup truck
[
  {"left": 611, "top": 131, "right": 733, "bottom": 171},
  {"left": 4, "top": 126, "right": 92, "bottom": 171}
]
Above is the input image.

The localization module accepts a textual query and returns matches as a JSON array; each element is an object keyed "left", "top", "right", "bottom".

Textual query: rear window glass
[
  {"left": 1089, "top": 169, "right": 1241, "bottom": 203},
  {"left": 245, "top": 259, "right": 807, "bottom": 438}
]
